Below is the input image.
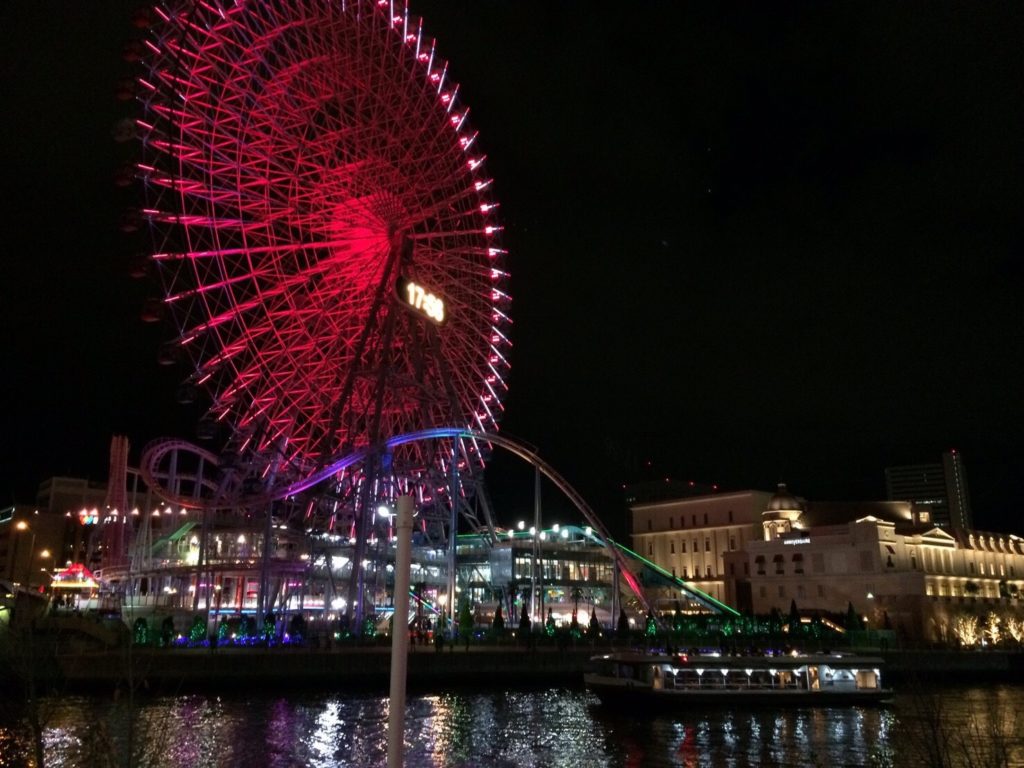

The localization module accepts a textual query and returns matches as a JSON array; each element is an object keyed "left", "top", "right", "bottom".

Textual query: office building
[{"left": 885, "top": 450, "right": 973, "bottom": 530}]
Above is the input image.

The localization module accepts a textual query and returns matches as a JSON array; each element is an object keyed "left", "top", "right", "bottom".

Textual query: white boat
[{"left": 585, "top": 651, "right": 893, "bottom": 707}]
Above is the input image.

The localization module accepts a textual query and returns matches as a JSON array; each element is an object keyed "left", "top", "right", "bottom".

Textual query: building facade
[
  {"left": 630, "top": 490, "right": 774, "bottom": 606},
  {"left": 632, "top": 484, "right": 1024, "bottom": 643}
]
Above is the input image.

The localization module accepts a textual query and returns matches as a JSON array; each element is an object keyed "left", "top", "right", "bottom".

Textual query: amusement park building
[
  {"left": 631, "top": 485, "right": 1024, "bottom": 642},
  {"left": 11, "top": 466, "right": 631, "bottom": 633},
  {"left": 457, "top": 526, "right": 619, "bottom": 626}
]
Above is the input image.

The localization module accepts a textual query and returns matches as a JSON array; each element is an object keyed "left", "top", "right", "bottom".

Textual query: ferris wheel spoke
[{"left": 142, "top": 0, "right": 510, "bottom": 495}]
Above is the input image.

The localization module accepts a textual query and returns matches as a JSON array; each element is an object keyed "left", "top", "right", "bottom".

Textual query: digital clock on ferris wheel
[{"left": 396, "top": 276, "right": 446, "bottom": 325}]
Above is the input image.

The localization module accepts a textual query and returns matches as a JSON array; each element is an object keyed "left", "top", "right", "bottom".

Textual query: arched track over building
[{"left": 283, "top": 428, "right": 740, "bottom": 620}]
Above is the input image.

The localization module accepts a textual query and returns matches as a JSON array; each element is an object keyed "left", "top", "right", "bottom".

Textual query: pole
[
  {"left": 387, "top": 495, "right": 414, "bottom": 768},
  {"left": 19, "top": 530, "right": 37, "bottom": 588},
  {"left": 27, "top": 532, "right": 36, "bottom": 588},
  {"left": 532, "top": 465, "right": 542, "bottom": 624},
  {"left": 446, "top": 441, "right": 459, "bottom": 638},
  {"left": 9, "top": 528, "right": 21, "bottom": 584},
  {"left": 612, "top": 566, "right": 620, "bottom": 636}
]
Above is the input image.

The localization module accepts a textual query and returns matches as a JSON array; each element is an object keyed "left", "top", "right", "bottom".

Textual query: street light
[{"left": 39, "top": 548, "right": 57, "bottom": 575}]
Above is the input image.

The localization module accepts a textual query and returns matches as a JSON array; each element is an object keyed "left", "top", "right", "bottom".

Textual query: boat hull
[{"left": 585, "top": 676, "right": 893, "bottom": 708}]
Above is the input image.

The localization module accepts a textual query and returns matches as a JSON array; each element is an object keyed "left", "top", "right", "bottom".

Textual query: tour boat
[{"left": 585, "top": 651, "right": 893, "bottom": 706}]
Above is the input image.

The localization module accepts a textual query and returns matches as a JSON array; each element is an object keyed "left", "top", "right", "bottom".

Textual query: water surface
[{"left": 2, "top": 685, "right": 1021, "bottom": 767}]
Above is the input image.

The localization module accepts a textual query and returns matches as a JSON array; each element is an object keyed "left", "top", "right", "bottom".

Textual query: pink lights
[{"left": 137, "top": 0, "right": 509, "bottom": 480}]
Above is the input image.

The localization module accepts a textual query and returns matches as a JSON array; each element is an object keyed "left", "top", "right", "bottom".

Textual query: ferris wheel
[{"left": 134, "top": 0, "right": 510, "bottom": 505}]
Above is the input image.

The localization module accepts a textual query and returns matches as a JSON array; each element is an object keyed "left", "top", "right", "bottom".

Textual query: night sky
[{"left": 2, "top": 2, "right": 1021, "bottom": 537}]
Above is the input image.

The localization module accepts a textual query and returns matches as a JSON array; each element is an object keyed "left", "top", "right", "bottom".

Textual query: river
[{"left": 1, "top": 684, "right": 1022, "bottom": 767}]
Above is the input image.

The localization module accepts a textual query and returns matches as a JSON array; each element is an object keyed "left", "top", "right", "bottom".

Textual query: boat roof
[{"left": 591, "top": 652, "right": 884, "bottom": 667}]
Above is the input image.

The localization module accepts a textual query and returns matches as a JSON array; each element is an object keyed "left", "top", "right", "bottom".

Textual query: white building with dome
[{"left": 631, "top": 484, "right": 1024, "bottom": 642}]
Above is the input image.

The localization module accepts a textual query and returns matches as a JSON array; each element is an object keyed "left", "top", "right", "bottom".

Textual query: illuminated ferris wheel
[{"left": 135, "top": 0, "right": 510, "bottom": 500}]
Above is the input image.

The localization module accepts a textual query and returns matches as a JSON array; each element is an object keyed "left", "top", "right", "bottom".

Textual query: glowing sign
[
  {"left": 783, "top": 537, "right": 811, "bottom": 545},
  {"left": 397, "top": 277, "right": 446, "bottom": 324}
]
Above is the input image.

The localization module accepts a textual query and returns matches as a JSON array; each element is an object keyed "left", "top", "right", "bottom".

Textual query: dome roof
[{"left": 766, "top": 482, "right": 804, "bottom": 513}]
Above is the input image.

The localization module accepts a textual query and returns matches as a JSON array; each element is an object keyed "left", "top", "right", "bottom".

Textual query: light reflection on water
[{"left": 1, "top": 685, "right": 1022, "bottom": 767}]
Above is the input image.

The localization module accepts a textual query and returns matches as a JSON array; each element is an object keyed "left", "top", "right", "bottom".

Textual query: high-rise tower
[{"left": 884, "top": 450, "right": 972, "bottom": 530}]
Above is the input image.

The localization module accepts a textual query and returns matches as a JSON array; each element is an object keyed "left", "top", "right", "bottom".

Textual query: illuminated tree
[
  {"left": 189, "top": 615, "right": 206, "bottom": 644},
  {"left": 953, "top": 614, "right": 981, "bottom": 647},
  {"left": 263, "top": 612, "right": 277, "bottom": 642},
  {"left": 132, "top": 618, "right": 149, "bottom": 646},
  {"left": 787, "top": 599, "right": 801, "bottom": 635},
  {"left": 768, "top": 607, "right": 783, "bottom": 638},
  {"left": 1005, "top": 616, "right": 1024, "bottom": 645},
  {"left": 644, "top": 609, "right": 657, "bottom": 638},
  {"left": 984, "top": 612, "right": 1001, "bottom": 646}
]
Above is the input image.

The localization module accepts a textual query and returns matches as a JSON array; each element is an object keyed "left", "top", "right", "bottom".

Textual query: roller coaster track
[{"left": 141, "top": 429, "right": 738, "bottom": 619}]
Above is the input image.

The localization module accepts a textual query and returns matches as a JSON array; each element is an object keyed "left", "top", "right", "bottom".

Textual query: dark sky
[{"left": 1, "top": 2, "right": 1022, "bottom": 536}]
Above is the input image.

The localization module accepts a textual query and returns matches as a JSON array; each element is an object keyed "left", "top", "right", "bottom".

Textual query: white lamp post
[{"left": 387, "top": 495, "right": 415, "bottom": 768}]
